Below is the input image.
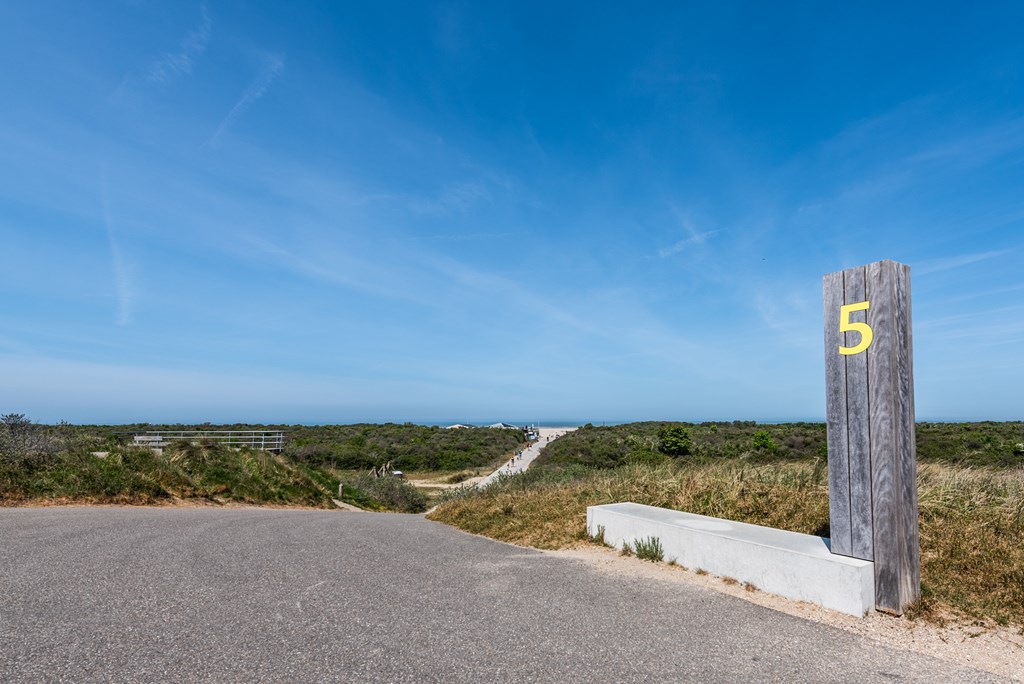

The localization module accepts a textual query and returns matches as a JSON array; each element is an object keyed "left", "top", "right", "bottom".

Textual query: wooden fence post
[{"left": 823, "top": 259, "right": 920, "bottom": 614}]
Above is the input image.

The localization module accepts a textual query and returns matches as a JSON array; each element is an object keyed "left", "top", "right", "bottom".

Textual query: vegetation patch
[
  {"left": 537, "top": 420, "right": 1024, "bottom": 468},
  {"left": 0, "top": 415, "right": 461, "bottom": 511},
  {"left": 633, "top": 536, "right": 665, "bottom": 562},
  {"left": 0, "top": 442, "right": 336, "bottom": 508},
  {"left": 339, "top": 474, "right": 428, "bottom": 513},
  {"left": 430, "top": 419, "right": 1024, "bottom": 628},
  {"left": 283, "top": 423, "right": 526, "bottom": 472}
]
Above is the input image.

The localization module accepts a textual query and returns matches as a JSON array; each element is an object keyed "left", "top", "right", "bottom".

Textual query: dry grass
[
  {"left": 912, "top": 463, "right": 1024, "bottom": 626},
  {"left": 428, "top": 459, "right": 1024, "bottom": 627}
]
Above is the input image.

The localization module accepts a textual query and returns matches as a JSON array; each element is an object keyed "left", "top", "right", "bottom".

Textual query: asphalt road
[{"left": 0, "top": 508, "right": 1007, "bottom": 683}]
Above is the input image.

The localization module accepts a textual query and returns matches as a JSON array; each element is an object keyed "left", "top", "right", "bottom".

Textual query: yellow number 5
[{"left": 839, "top": 301, "right": 873, "bottom": 355}]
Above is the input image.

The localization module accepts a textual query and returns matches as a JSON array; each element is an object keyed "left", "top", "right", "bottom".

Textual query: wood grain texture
[
  {"left": 824, "top": 259, "right": 920, "bottom": 613},
  {"left": 823, "top": 270, "right": 852, "bottom": 556},
  {"left": 844, "top": 267, "right": 873, "bottom": 561},
  {"left": 868, "top": 260, "right": 901, "bottom": 613},
  {"left": 895, "top": 263, "right": 922, "bottom": 603}
]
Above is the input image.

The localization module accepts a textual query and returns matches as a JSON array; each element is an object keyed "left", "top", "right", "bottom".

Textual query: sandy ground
[
  {"left": 407, "top": 475, "right": 488, "bottom": 490},
  {"left": 547, "top": 545, "right": 1024, "bottom": 681},
  {"left": 411, "top": 427, "right": 577, "bottom": 493}
]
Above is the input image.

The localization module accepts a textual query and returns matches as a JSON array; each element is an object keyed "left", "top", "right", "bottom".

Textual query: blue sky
[{"left": 1, "top": 2, "right": 1023, "bottom": 424}]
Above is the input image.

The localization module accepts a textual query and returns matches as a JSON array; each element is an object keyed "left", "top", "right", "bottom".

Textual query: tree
[{"left": 657, "top": 425, "right": 692, "bottom": 456}]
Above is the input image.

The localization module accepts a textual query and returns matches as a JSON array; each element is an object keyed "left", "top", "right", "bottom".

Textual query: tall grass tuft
[
  {"left": 633, "top": 536, "right": 664, "bottom": 562},
  {"left": 340, "top": 474, "right": 428, "bottom": 513}
]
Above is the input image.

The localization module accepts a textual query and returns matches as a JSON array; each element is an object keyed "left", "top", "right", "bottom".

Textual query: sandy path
[{"left": 478, "top": 427, "right": 576, "bottom": 487}]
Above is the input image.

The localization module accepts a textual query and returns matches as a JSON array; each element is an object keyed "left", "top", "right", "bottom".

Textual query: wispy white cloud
[
  {"left": 99, "top": 168, "right": 136, "bottom": 326},
  {"left": 147, "top": 2, "right": 212, "bottom": 83},
  {"left": 410, "top": 181, "right": 492, "bottom": 215},
  {"left": 422, "top": 252, "right": 746, "bottom": 384},
  {"left": 655, "top": 205, "right": 720, "bottom": 259},
  {"left": 236, "top": 233, "right": 442, "bottom": 309},
  {"left": 423, "top": 253, "right": 598, "bottom": 334},
  {"left": 112, "top": 3, "right": 212, "bottom": 100},
  {"left": 915, "top": 249, "right": 1012, "bottom": 276},
  {"left": 658, "top": 214, "right": 718, "bottom": 258},
  {"left": 906, "top": 117, "right": 1024, "bottom": 169},
  {"left": 243, "top": 235, "right": 369, "bottom": 292},
  {"left": 658, "top": 230, "right": 717, "bottom": 257},
  {"left": 210, "top": 53, "right": 285, "bottom": 145},
  {"left": 397, "top": 231, "right": 523, "bottom": 243}
]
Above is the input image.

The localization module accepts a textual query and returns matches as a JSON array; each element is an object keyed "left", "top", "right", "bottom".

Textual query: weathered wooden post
[{"left": 823, "top": 259, "right": 920, "bottom": 614}]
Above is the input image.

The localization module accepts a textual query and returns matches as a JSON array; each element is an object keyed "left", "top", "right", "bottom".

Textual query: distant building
[
  {"left": 487, "top": 422, "right": 519, "bottom": 429},
  {"left": 444, "top": 423, "right": 474, "bottom": 429}
]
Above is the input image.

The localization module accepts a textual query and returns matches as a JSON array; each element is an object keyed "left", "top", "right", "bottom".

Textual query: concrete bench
[{"left": 587, "top": 502, "right": 874, "bottom": 617}]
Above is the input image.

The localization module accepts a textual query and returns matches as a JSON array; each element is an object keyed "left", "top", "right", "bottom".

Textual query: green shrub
[
  {"left": 634, "top": 536, "right": 665, "bottom": 562},
  {"left": 658, "top": 426, "right": 692, "bottom": 456},
  {"left": 751, "top": 430, "right": 778, "bottom": 452},
  {"left": 625, "top": 449, "right": 669, "bottom": 466}
]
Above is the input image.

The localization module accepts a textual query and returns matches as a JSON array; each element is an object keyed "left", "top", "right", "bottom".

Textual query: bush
[
  {"left": 625, "top": 449, "right": 669, "bottom": 466},
  {"left": 751, "top": 430, "right": 778, "bottom": 453},
  {"left": 658, "top": 426, "right": 692, "bottom": 456},
  {"left": 0, "top": 414, "right": 60, "bottom": 467}
]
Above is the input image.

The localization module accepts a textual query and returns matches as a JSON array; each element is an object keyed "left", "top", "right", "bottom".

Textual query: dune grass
[
  {"left": 0, "top": 440, "right": 340, "bottom": 508},
  {"left": 0, "top": 416, "right": 516, "bottom": 512},
  {"left": 429, "top": 459, "right": 1024, "bottom": 627}
]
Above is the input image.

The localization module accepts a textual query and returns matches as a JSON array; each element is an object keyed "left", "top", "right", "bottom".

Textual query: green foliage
[
  {"left": 625, "top": 449, "right": 669, "bottom": 466},
  {"left": 658, "top": 425, "right": 692, "bottom": 456},
  {"left": 1, "top": 436, "right": 337, "bottom": 508},
  {"left": 751, "top": 430, "right": 778, "bottom": 453},
  {"left": 21, "top": 421, "right": 528, "bottom": 474},
  {"left": 537, "top": 422, "right": 829, "bottom": 469},
  {"left": 538, "top": 421, "right": 1024, "bottom": 470},
  {"left": 633, "top": 536, "right": 665, "bottom": 562},
  {"left": 916, "top": 422, "right": 1024, "bottom": 467},
  {"left": 284, "top": 424, "right": 526, "bottom": 472}
]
